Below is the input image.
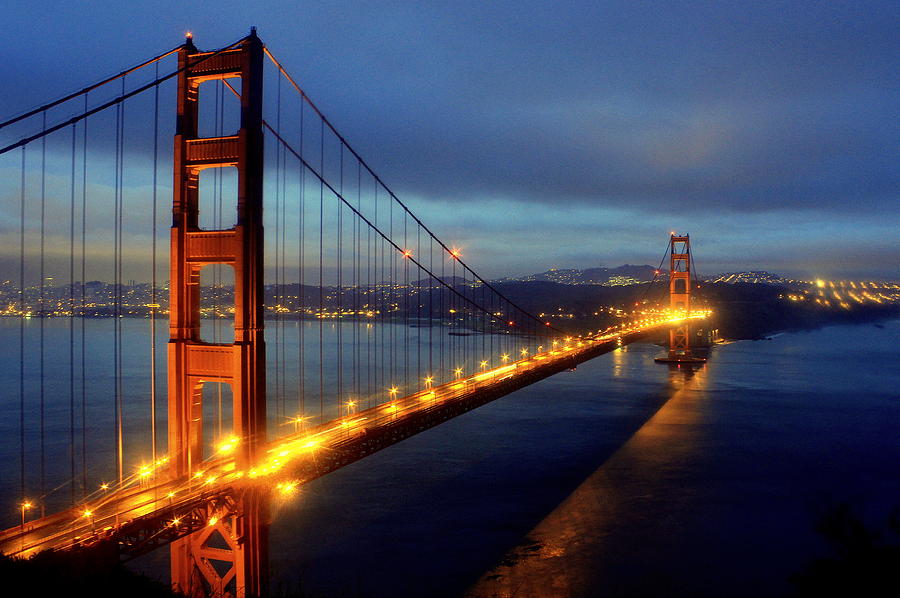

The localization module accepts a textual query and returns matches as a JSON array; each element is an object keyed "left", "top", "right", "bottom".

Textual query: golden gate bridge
[{"left": 0, "top": 29, "right": 706, "bottom": 597}]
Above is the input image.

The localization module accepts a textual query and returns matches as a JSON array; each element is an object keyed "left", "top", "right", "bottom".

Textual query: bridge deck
[{"left": 0, "top": 317, "right": 699, "bottom": 560}]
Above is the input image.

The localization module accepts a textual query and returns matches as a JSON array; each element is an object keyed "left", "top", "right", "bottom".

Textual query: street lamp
[
  {"left": 20, "top": 500, "right": 32, "bottom": 552},
  {"left": 82, "top": 508, "right": 94, "bottom": 531},
  {"left": 20, "top": 501, "right": 31, "bottom": 529}
]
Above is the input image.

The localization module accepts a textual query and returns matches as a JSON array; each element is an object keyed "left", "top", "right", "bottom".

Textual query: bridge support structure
[
  {"left": 167, "top": 30, "right": 268, "bottom": 597},
  {"left": 656, "top": 233, "right": 706, "bottom": 364}
]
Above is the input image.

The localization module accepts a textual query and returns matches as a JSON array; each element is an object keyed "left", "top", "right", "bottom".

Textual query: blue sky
[{"left": 1, "top": 1, "right": 898, "bottom": 280}]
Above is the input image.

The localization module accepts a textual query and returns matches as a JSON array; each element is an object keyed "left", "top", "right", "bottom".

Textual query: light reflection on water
[
  {"left": 262, "top": 321, "right": 899, "bottom": 598},
  {"left": 467, "top": 365, "right": 709, "bottom": 598},
  {"left": 3, "top": 318, "right": 899, "bottom": 597}
]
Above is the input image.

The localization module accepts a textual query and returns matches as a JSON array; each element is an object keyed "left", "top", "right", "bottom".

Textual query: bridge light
[
  {"left": 185, "top": 31, "right": 193, "bottom": 40},
  {"left": 450, "top": 248, "right": 461, "bottom": 259},
  {"left": 520, "top": 348, "right": 529, "bottom": 356},
  {"left": 217, "top": 436, "right": 239, "bottom": 454},
  {"left": 99, "top": 483, "right": 109, "bottom": 491},
  {"left": 454, "top": 367, "right": 463, "bottom": 378},
  {"left": 82, "top": 509, "right": 93, "bottom": 519},
  {"left": 501, "top": 354, "right": 509, "bottom": 363},
  {"left": 480, "top": 360, "right": 488, "bottom": 370},
  {"left": 402, "top": 249, "right": 413, "bottom": 259},
  {"left": 170, "top": 518, "right": 181, "bottom": 527},
  {"left": 276, "top": 480, "right": 300, "bottom": 496},
  {"left": 208, "top": 516, "right": 219, "bottom": 526}
]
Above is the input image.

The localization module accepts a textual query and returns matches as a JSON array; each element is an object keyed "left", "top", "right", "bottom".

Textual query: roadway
[{"left": 0, "top": 313, "right": 705, "bottom": 559}]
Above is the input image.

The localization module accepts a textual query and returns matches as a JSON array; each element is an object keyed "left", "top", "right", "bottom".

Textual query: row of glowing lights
[
  {"left": 179, "top": 312, "right": 699, "bottom": 487},
  {"left": 786, "top": 286, "right": 898, "bottom": 309},
  {"left": 215, "top": 321, "right": 683, "bottom": 483},
  {"left": 11, "top": 346, "right": 571, "bottom": 523},
  {"left": 16, "top": 312, "right": 699, "bottom": 535},
  {"left": 813, "top": 280, "right": 899, "bottom": 290}
]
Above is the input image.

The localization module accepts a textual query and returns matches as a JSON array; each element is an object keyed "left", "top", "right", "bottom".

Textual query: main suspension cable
[
  {"left": 263, "top": 122, "right": 558, "bottom": 336},
  {"left": 0, "top": 45, "right": 181, "bottom": 131},
  {"left": 262, "top": 47, "right": 554, "bottom": 334},
  {"left": 0, "top": 36, "right": 249, "bottom": 156}
]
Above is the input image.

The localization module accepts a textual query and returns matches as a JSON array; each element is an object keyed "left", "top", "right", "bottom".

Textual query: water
[
  {"left": 263, "top": 320, "right": 900, "bottom": 597},
  {"left": 2, "top": 319, "right": 899, "bottom": 596},
  {"left": 0, "top": 316, "right": 532, "bottom": 523}
]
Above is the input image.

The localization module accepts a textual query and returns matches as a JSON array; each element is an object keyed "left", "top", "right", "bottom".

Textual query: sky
[{"left": 1, "top": 1, "right": 898, "bottom": 280}]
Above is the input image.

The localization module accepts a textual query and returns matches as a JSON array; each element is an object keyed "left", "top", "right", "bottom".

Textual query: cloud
[{"left": 0, "top": 0, "right": 897, "bottom": 279}]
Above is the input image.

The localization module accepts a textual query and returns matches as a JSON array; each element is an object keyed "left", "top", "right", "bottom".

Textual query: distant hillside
[{"left": 498, "top": 264, "right": 659, "bottom": 285}]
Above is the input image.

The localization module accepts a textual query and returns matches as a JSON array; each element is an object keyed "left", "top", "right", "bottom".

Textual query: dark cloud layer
[{"left": 1, "top": 1, "right": 898, "bottom": 277}]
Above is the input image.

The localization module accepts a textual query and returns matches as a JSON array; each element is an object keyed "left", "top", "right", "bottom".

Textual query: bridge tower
[
  {"left": 168, "top": 30, "right": 268, "bottom": 597},
  {"left": 656, "top": 233, "right": 706, "bottom": 364}
]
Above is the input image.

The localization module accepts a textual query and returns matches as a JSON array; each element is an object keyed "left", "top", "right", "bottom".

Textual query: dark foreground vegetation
[
  {"left": 0, "top": 547, "right": 177, "bottom": 597},
  {"left": 6, "top": 501, "right": 897, "bottom": 597},
  {"left": 791, "top": 502, "right": 900, "bottom": 597}
]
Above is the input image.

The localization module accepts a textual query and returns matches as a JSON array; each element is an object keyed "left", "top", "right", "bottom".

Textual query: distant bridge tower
[
  {"left": 656, "top": 233, "right": 706, "bottom": 364},
  {"left": 168, "top": 30, "right": 268, "bottom": 597}
]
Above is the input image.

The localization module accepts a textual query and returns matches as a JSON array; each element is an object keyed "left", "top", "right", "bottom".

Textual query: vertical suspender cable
[
  {"left": 375, "top": 185, "right": 380, "bottom": 402},
  {"left": 429, "top": 237, "right": 433, "bottom": 377},
  {"left": 416, "top": 225, "right": 424, "bottom": 384},
  {"left": 150, "top": 62, "right": 159, "bottom": 468},
  {"left": 19, "top": 147, "right": 26, "bottom": 505},
  {"left": 318, "top": 120, "right": 324, "bottom": 421},
  {"left": 403, "top": 214, "right": 408, "bottom": 389},
  {"left": 274, "top": 77, "right": 282, "bottom": 425},
  {"left": 439, "top": 238, "right": 444, "bottom": 379},
  {"left": 366, "top": 180, "right": 373, "bottom": 407},
  {"left": 355, "top": 161, "right": 361, "bottom": 402},
  {"left": 80, "top": 95, "right": 88, "bottom": 493},
  {"left": 338, "top": 145, "right": 343, "bottom": 408},
  {"left": 279, "top": 90, "right": 287, "bottom": 429},
  {"left": 298, "top": 98, "right": 305, "bottom": 422},
  {"left": 114, "top": 79, "right": 124, "bottom": 488},
  {"left": 389, "top": 195, "right": 394, "bottom": 387},
  {"left": 69, "top": 124, "right": 76, "bottom": 506},
  {"left": 39, "top": 111, "right": 46, "bottom": 515}
]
